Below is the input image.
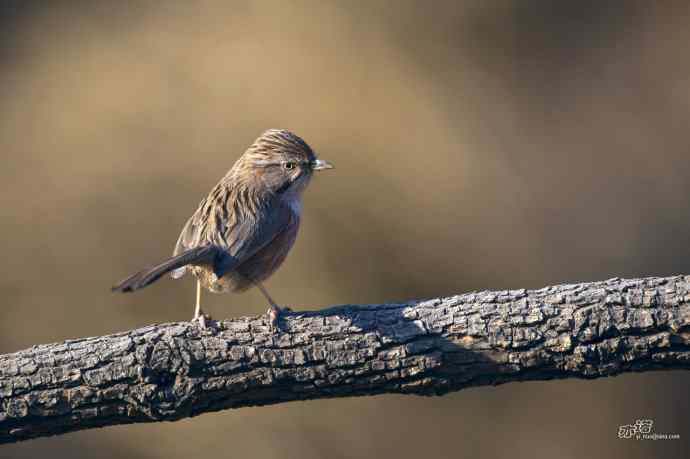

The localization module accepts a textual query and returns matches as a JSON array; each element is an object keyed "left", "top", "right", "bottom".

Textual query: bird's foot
[
  {"left": 192, "top": 310, "right": 214, "bottom": 329},
  {"left": 267, "top": 305, "right": 292, "bottom": 331}
]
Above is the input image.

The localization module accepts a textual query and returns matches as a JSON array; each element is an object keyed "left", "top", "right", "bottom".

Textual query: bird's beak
[{"left": 311, "top": 159, "right": 334, "bottom": 171}]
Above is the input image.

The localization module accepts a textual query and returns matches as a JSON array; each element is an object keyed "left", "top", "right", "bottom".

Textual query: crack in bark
[{"left": 1, "top": 275, "right": 689, "bottom": 443}]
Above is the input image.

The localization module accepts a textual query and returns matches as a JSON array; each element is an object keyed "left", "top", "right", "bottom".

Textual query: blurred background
[{"left": 1, "top": 0, "right": 689, "bottom": 457}]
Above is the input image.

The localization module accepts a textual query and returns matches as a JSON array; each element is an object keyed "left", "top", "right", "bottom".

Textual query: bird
[{"left": 112, "top": 129, "right": 333, "bottom": 329}]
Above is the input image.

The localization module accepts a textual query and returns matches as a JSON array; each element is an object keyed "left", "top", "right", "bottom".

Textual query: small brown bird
[{"left": 112, "top": 129, "right": 333, "bottom": 328}]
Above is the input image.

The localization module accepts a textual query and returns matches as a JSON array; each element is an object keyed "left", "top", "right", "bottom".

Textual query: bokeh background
[{"left": 2, "top": 0, "right": 690, "bottom": 458}]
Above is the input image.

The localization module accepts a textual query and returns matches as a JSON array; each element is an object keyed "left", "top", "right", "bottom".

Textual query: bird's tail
[{"left": 112, "top": 245, "right": 218, "bottom": 292}]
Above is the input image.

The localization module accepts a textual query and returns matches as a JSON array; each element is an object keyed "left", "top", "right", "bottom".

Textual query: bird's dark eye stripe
[
  {"left": 282, "top": 160, "right": 311, "bottom": 169},
  {"left": 254, "top": 159, "right": 310, "bottom": 169}
]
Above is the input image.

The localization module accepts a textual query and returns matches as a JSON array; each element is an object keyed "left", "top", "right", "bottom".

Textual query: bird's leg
[
  {"left": 193, "top": 279, "right": 211, "bottom": 328},
  {"left": 255, "top": 281, "right": 291, "bottom": 329},
  {"left": 194, "top": 279, "right": 201, "bottom": 319},
  {"left": 255, "top": 281, "right": 278, "bottom": 308}
]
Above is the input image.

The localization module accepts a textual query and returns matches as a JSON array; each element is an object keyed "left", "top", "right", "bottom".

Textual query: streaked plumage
[{"left": 112, "top": 129, "right": 333, "bottom": 326}]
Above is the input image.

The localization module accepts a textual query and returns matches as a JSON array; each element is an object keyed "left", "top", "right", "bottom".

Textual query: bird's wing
[
  {"left": 213, "top": 199, "right": 296, "bottom": 278},
  {"left": 173, "top": 203, "right": 206, "bottom": 256},
  {"left": 172, "top": 191, "right": 296, "bottom": 280},
  {"left": 170, "top": 196, "right": 210, "bottom": 278}
]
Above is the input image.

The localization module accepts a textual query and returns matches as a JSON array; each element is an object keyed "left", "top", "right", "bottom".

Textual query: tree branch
[{"left": 1, "top": 275, "right": 689, "bottom": 443}]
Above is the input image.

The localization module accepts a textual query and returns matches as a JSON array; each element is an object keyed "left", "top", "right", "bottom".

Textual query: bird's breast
[{"left": 283, "top": 194, "right": 303, "bottom": 219}]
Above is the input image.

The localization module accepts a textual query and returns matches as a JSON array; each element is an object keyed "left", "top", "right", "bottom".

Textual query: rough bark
[{"left": 1, "top": 275, "right": 689, "bottom": 444}]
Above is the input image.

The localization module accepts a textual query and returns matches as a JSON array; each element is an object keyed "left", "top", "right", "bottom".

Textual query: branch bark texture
[{"left": 1, "top": 275, "right": 689, "bottom": 443}]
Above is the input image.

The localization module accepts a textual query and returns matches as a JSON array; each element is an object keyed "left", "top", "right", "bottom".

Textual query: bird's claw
[
  {"left": 192, "top": 310, "right": 213, "bottom": 329},
  {"left": 267, "top": 305, "right": 291, "bottom": 331}
]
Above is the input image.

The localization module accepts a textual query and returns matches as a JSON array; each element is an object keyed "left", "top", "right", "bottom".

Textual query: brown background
[{"left": 2, "top": 1, "right": 689, "bottom": 458}]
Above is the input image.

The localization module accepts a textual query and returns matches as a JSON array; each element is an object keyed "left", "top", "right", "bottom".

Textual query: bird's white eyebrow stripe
[{"left": 253, "top": 159, "right": 282, "bottom": 167}]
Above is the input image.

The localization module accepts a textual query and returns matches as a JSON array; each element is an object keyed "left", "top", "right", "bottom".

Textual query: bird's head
[{"left": 238, "top": 129, "right": 333, "bottom": 197}]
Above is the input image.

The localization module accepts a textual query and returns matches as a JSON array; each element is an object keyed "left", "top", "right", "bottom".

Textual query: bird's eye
[{"left": 283, "top": 162, "right": 296, "bottom": 170}]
